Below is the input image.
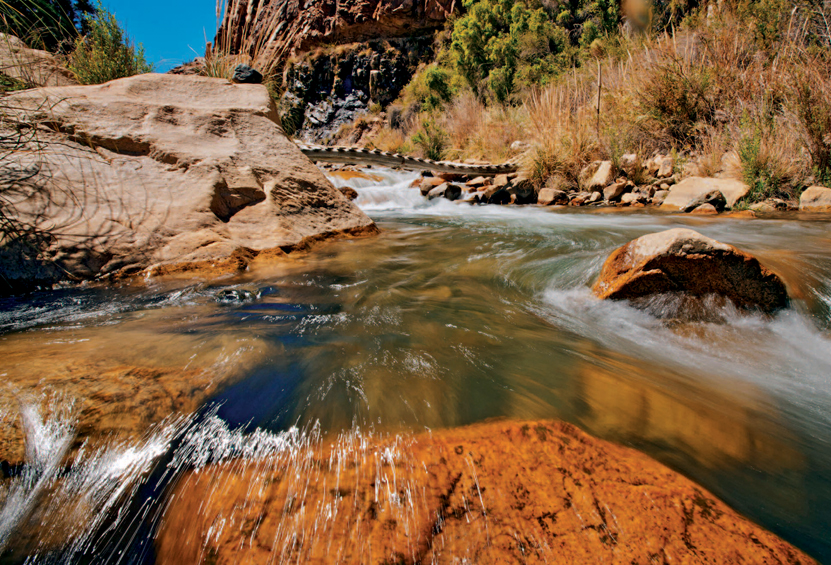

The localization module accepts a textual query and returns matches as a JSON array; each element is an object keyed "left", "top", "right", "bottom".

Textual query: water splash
[{"left": 0, "top": 396, "right": 190, "bottom": 563}]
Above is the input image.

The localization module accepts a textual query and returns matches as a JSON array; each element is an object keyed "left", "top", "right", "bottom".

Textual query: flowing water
[{"left": 0, "top": 169, "right": 830, "bottom": 563}]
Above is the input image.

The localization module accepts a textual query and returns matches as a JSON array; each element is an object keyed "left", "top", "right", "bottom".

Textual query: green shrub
[
  {"left": 402, "top": 64, "right": 454, "bottom": 111},
  {"left": 411, "top": 118, "right": 448, "bottom": 161},
  {"left": 737, "top": 116, "right": 802, "bottom": 202},
  {"left": 68, "top": 2, "right": 151, "bottom": 84}
]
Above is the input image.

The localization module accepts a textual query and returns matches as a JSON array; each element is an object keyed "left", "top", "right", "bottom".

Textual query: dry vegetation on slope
[{"left": 337, "top": 0, "right": 830, "bottom": 204}]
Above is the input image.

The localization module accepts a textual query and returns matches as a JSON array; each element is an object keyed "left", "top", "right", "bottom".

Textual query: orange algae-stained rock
[
  {"left": 592, "top": 228, "right": 788, "bottom": 313},
  {"left": 155, "top": 420, "right": 815, "bottom": 565}
]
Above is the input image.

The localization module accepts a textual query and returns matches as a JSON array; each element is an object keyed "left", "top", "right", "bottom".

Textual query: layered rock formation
[
  {"left": 218, "top": 0, "right": 457, "bottom": 59},
  {"left": 593, "top": 228, "right": 788, "bottom": 313},
  {"left": 157, "top": 419, "right": 815, "bottom": 564},
  {"left": 0, "top": 73, "right": 377, "bottom": 293}
]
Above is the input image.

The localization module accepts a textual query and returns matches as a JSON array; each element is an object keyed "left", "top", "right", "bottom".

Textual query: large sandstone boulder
[
  {"left": 592, "top": 228, "right": 788, "bottom": 313},
  {"left": 799, "top": 186, "right": 831, "bottom": 211},
  {"left": 157, "top": 419, "right": 815, "bottom": 564},
  {"left": 661, "top": 177, "right": 749, "bottom": 211},
  {"left": 0, "top": 33, "right": 78, "bottom": 87},
  {"left": 0, "top": 74, "right": 376, "bottom": 293}
]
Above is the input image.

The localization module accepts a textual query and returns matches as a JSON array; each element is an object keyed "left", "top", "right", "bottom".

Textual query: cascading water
[{"left": 0, "top": 168, "right": 830, "bottom": 563}]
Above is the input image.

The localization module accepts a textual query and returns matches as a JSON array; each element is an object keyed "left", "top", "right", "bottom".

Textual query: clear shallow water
[{"left": 1, "top": 169, "right": 830, "bottom": 562}]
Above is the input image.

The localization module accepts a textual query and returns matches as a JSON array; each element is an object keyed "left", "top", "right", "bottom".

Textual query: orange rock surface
[{"left": 156, "top": 420, "right": 814, "bottom": 564}]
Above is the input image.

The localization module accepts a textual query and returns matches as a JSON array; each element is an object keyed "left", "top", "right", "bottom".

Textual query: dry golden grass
[
  {"left": 208, "top": 0, "right": 296, "bottom": 79},
  {"left": 341, "top": 1, "right": 829, "bottom": 201}
]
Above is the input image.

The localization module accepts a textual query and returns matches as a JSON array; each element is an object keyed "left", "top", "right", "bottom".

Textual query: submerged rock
[
  {"left": 0, "top": 74, "right": 376, "bottom": 293},
  {"left": 592, "top": 228, "right": 788, "bottom": 313},
  {"left": 157, "top": 419, "right": 815, "bottom": 564}
]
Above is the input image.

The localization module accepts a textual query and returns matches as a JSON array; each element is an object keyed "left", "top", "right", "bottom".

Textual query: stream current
[{"left": 0, "top": 169, "right": 830, "bottom": 563}]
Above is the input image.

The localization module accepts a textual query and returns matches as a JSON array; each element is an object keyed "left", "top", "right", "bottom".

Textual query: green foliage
[
  {"left": 402, "top": 64, "right": 454, "bottom": 111},
  {"left": 411, "top": 118, "right": 448, "bottom": 161},
  {"left": 446, "top": 0, "right": 623, "bottom": 102},
  {"left": 737, "top": 115, "right": 801, "bottom": 203},
  {"left": 68, "top": 1, "right": 151, "bottom": 85},
  {"left": 0, "top": 0, "right": 93, "bottom": 51},
  {"left": 738, "top": 125, "right": 780, "bottom": 201}
]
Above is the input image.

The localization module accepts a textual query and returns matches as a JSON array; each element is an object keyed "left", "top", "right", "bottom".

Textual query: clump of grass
[
  {"left": 0, "top": 0, "right": 93, "bottom": 52},
  {"left": 67, "top": 2, "right": 152, "bottom": 84},
  {"left": 411, "top": 118, "right": 448, "bottom": 161},
  {"left": 210, "top": 0, "right": 294, "bottom": 80}
]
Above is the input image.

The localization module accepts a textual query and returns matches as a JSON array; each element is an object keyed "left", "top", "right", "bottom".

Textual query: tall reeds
[{"left": 209, "top": 0, "right": 298, "bottom": 80}]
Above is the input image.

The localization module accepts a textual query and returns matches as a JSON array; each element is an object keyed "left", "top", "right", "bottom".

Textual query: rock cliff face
[
  {"left": 0, "top": 74, "right": 377, "bottom": 293},
  {"left": 217, "top": 0, "right": 455, "bottom": 140},
  {"left": 280, "top": 38, "right": 434, "bottom": 141},
  {"left": 219, "top": 0, "right": 457, "bottom": 59}
]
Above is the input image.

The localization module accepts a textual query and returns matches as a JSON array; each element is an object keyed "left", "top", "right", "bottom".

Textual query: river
[{"left": 0, "top": 169, "right": 830, "bottom": 563}]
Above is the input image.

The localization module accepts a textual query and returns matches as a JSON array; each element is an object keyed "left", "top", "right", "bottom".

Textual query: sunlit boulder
[{"left": 592, "top": 228, "right": 788, "bottom": 313}]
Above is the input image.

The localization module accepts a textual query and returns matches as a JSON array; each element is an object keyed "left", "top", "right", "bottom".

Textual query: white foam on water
[{"left": 537, "top": 286, "right": 831, "bottom": 431}]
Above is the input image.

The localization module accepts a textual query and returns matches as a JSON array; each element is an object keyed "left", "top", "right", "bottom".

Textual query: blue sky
[{"left": 103, "top": 1, "right": 219, "bottom": 72}]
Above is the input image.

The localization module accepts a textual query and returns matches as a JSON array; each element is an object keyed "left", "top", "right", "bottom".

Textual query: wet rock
[
  {"left": 799, "top": 186, "right": 831, "bottom": 211},
  {"left": 537, "top": 188, "right": 568, "bottom": 206},
  {"left": 0, "top": 74, "right": 376, "bottom": 292},
  {"left": 427, "top": 183, "right": 461, "bottom": 201},
  {"left": 690, "top": 203, "right": 719, "bottom": 215},
  {"left": 419, "top": 177, "right": 446, "bottom": 196},
  {"left": 603, "top": 181, "right": 628, "bottom": 202},
  {"left": 0, "top": 325, "right": 276, "bottom": 465},
  {"left": 338, "top": 186, "right": 359, "bottom": 200},
  {"left": 216, "top": 288, "right": 258, "bottom": 303},
  {"left": 661, "top": 177, "right": 748, "bottom": 211},
  {"left": 507, "top": 176, "right": 536, "bottom": 204},
  {"left": 465, "top": 176, "right": 489, "bottom": 188},
  {"left": 592, "top": 228, "right": 788, "bottom": 313},
  {"left": 588, "top": 191, "right": 603, "bottom": 203},
  {"left": 157, "top": 419, "right": 816, "bottom": 565},
  {"left": 580, "top": 161, "right": 615, "bottom": 191},
  {"left": 484, "top": 186, "right": 511, "bottom": 205},
  {"left": 232, "top": 64, "right": 262, "bottom": 84}
]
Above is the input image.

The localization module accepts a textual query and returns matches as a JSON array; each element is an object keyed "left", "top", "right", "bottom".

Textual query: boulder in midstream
[{"left": 592, "top": 228, "right": 788, "bottom": 313}]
